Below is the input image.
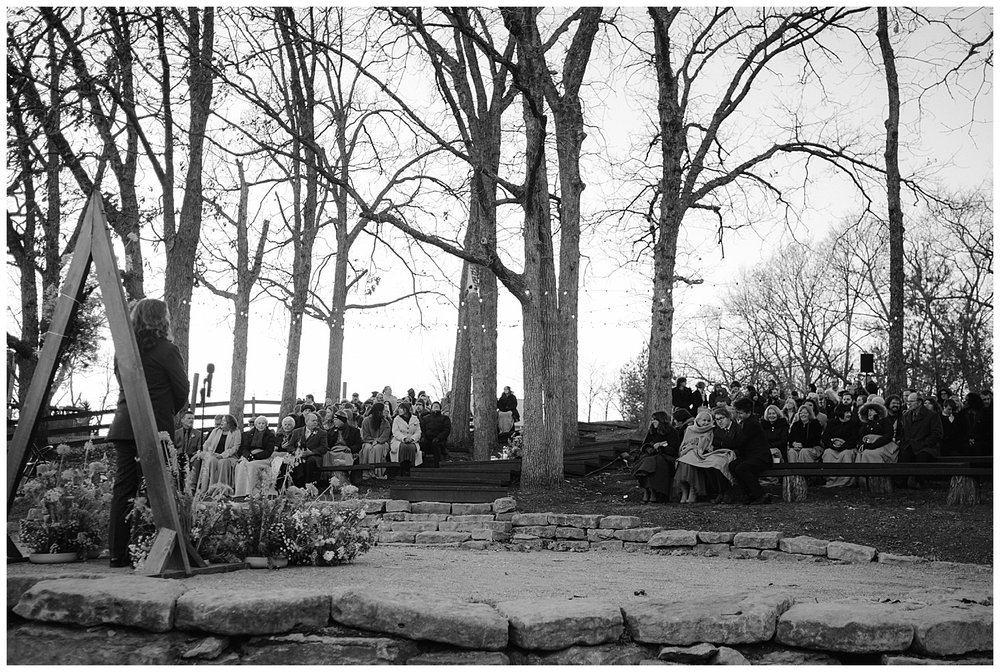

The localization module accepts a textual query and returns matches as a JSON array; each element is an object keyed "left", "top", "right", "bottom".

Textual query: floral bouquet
[{"left": 287, "top": 505, "right": 374, "bottom": 566}]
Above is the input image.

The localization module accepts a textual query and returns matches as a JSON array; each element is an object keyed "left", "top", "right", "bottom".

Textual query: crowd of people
[
  {"left": 632, "top": 376, "right": 993, "bottom": 506},
  {"left": 174, "top": 385, "right": 457, "bottom": 500}
]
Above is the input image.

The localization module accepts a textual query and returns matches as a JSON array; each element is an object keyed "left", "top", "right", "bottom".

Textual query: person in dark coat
[
  {"left": 498, "top": 386, "right": 520, "bottom": 423},
  {"left": 107, "top": 298, "right": 189, "bottom": 568},
  {"left": 670, "top": 378, "right": 694, "bottom": 416},
  {"left": 632, "top": 410, "right": 681, "bottom": 503},
  {"left": 959, "top": 392, "right": 991, "bottom": 456},
  {"left": 290, "top": 412, "right": 330, "bottom": 488},
  {"left": 760, "top": 405, "right": 790, "bottom": 462},
  {"left": 690, "top": 381, "right": 708, "bottom": 414},
  {"left": 233, "top": 416, "right": 278, "bottom": 497},
  {"left": 900, "top": 392, "right": 943, "bottom": 488},
  {"left": 716, "top": 397, "right": 772, "bottom": 505},
  {"left": 173, "top": 410, "right": 202, "bottom": 490},
  {"left": 420, "top": 401, "right": 452, "bottom": 468},
  {"left": 329, "top": 408, "right": 362, "bottom": 455},
  {"left": 939, "top": 399, "right": 967, "bottom": 457}
]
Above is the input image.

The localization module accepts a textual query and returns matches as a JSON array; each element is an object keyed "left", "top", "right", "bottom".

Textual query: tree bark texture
[
  {"left": 324, "top": 224, "right": 350, "bottom": 403},
  {"left": 645, "top": 8, "right": 687, "bottom": 424},
  {"left": 448, "top": 245, "right": 474, "bottom": 451},
  {"left": 506, "top": 8, "right": 564, "bottom": 487},
  {"left": 781, "top": 475, "right": 808, "bottom": 502},
  {"left": 166, "top": 8, "right": 215, "bottom": 368},
  {"left": 877, "top": 8, "right": 906, "bottom": 394}
]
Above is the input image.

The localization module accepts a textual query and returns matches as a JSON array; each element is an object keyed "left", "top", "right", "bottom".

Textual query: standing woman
[
  {"left": 360, "top": 402, "right": 391, "bottom": 479},
  {"left": 106, "top": 299, "right": 189, "bottom": 568}
]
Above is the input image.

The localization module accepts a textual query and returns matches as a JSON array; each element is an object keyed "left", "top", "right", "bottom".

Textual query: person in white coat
[{"left": 391, "top": 401, "right": 422, "bottom": 477}]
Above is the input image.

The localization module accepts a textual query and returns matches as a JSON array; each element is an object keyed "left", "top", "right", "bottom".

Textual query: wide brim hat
[{"left": 859, "top": 396, "right": 888, "bottom": 419}]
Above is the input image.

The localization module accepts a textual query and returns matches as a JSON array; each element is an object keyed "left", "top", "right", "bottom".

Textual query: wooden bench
[{"left": 763, "top": 461, "right": 990, "bottom": 505}]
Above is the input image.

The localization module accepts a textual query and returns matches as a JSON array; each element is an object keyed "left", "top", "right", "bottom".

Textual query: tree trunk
[
  {"left": 230, "top": 296, "right": 249, "bottom": 422},
  {"left": 447, "top": 230, "right": 476, "bottom": 452},
  {"left": 324, "top": 229, "right": 350, "bottom": 403},
  {"left": 468, "top": 166, "right": 499, "bottom": 461},
  {"left": 946, "top": 475, "right": 982, "bottom": 506},
  {"left": 877, "top": 8, "right": 905, "bottom": 394},
  {"left": 645, "top": 8, "right": 687, "bottom": 424},
  {"left": 782, "top": 476, "right": 809, "bottom": 502},
  {"left": 860, "top": 475, "right": 893, "bottom": 496},
  {"left": 166, "top": 8, "right": 215, "bottom": 367}
]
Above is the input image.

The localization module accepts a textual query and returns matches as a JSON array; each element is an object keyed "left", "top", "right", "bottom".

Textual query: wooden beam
[{"left": 7, "top": 212, "right": 94, "bottom": 510}]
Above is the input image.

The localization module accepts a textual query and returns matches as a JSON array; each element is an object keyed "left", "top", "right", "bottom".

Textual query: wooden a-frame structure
[{"left": 7, "top": 193, "right": 205, "bottom": 576}]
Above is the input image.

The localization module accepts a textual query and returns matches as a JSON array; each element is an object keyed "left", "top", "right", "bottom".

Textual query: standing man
[
  {"left": 671, "top": 377, "right": 694, "bottom": 416},
  {"left": 690, "top": 381, "right": 708, "bottom": 414},
  {"left": 899, "top": 392, "right": 943, "bottom": 489}
]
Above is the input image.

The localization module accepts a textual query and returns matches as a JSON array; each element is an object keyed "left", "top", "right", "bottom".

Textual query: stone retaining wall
[
  {"left": 339, "top": 497, "right": 924, "bottom": 565},
  {"left": 7, "top": 575, "right": 992, "bottom": 665}
]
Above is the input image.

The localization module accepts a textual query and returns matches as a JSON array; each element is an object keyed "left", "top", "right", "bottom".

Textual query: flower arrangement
[{"left": 16, "top": 443, "right": 109, "bottom": 557}]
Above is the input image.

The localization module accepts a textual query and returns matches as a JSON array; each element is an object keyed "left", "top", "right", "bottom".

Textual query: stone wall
[
  {"left": 7, "top": 575, "right": 992, "bottom": 665},
  {"left": 341, "top": 497, "right": 924, "bottom": 565}
]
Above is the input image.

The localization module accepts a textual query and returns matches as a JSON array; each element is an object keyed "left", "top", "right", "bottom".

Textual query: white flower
[
  {"left": 323, "top": 550, "right": 335, "bottom": 562},
  {"left": 56, "top": 444, "right": 72, "bottom": 457}
]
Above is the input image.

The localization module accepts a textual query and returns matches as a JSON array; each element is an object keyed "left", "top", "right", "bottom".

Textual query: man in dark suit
[
  {"left": 671, "top": 377, "right": 694, "bottom": 416},
  {"left": 290, "top": 411, "right": 329, "bottom": 488},
  {"left": 173, "top": 410, "right": 202, "bottom": 489},
  {"left": 719, "top": 397, "right": 773, "bottom": 505}
]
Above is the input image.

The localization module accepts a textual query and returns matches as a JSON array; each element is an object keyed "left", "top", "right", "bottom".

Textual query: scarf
[
  {"left": 250, "top": 429, "right": 265, "bottom": 448},
  {"left": 678, "top": 422, "right": 715, "bottom": 457},
  {"left": 203, "top": 428, "right": 223, "bottom": 454}
]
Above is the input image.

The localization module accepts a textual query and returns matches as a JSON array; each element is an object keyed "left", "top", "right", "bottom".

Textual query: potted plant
[{"left": 16, "top": 444, "right": 106, "bottom": 563}]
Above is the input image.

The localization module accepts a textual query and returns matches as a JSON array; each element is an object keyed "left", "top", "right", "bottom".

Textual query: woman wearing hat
[
  {"left": 675, "top": 409, "right": 737, "bottom": 503},
  {"left": 856, "top": 395, "right": 899, "bottom": 464},
  {"left": 233, "top": 416, "right": 277, "bottom": 498},
  {"left": 632, "top": 410, "right": 681, "bottom": 503}
]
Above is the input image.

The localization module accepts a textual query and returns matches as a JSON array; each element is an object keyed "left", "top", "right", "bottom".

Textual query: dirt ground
[{"left": 8, "top": 546, "right": 992, "bottom": 608}]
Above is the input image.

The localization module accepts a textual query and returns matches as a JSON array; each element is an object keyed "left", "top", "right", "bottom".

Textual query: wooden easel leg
[{"left": 8, "top": 536, "right": 27, "bottom": 562}]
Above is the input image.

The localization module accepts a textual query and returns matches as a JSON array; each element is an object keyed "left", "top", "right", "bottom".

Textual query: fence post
[{"left": 251, "top": 396, "right": 256, "bottom": 417}]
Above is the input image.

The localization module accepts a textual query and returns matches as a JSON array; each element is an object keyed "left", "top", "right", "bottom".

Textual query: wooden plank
[
  {"left": 7, "top": 215, "right": 94, "bottom": 509},
  {"left": 87, "top": 194, "right": 195, "bottom": 575},
  {"left": 137, "top": 528, "right": 177, "bottom": 576}
]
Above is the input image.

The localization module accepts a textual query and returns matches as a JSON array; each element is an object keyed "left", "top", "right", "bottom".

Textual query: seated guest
[
  {"left": 329, "top": 408, "right": 362, "bottom": 455},
  {"left": 196, "top": 414, "right": 241, "bottom": 495},
  {"left": 419, "top": 401, "right": 451, "bottom": 468},
  {"left": 856, "top": 396, "right": 899, "bottom": 464},
  {"left": 632, "top": 410, "right": 681, "bottom": 504},
  {"left": 234, "top": 415, "right": 277, "bottom": 497},
  {"left": 174, "top": 410, "right": 202, "bottom": 490},
  {"left": 290, "top": 412, "right": 329, "bottom": 489},
  {"left": 391, "top": 401, "right": 422, "bottom": 477},
  {"left": 271, "top": 415, "right": 297, "bottom": 489},
  {"left": 780, "top": 397, "right": 799, "bottom": 426},
  {"left": 822, "top": 404, "right": 860, "bottom": 487},
  {"left": 360, "top": 402, "right": 391, "bottom": 479},
  {"left": 803, "top": 396, "right": 828, "bottom": 429},
  {"left": 717, "top": 398, "right": 773, "bottom": 505},
  {"left": 760, "top": 404, "right": 789, "bottom": 463},
  {"left": 940, "top": 399, "right": 967, "bottom": 457},
  {"left": 674, "top": 410, "right": 734, "bottom": 504},
  {"left": 787, "top": 404, "right": 823, "bottom": 463}
]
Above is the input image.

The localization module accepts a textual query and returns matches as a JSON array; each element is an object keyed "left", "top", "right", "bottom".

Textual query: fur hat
[
  {"left": 859, "top": 396, "right": 888, "bottom": 420},
  {"left": 672, "top": 408, "right": 693, "bottom": 424}
]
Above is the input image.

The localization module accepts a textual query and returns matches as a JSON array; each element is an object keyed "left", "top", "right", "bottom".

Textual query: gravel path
[{"left": 10, "top": 547, "right": 992, "bottom": 607}]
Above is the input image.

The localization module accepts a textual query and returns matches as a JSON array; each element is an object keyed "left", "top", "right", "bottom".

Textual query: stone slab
[
  {"left": 714, "top": 646, "right": 750, "bottom": 665},
  {"left": 494, "top": 512, "right": 515, "bottom": 521},
  {"left": 391, "top": 521, "right": 439, "bottom": 533},
  {"left": 511, "top": 513, "right": 549, "bottom": 526},
  {"left": 407, "top": 651, "right": 511, "bottom": 665},
  {"left": 623, "top": 592, "right": 795, "bottom": 645},
  {"left": 175, "top": 588, "right": 329, "bottom": 636},
  {"left": 657, "top": 643, "right": 718, "bottom": 662},
  {"left": 411, "top": 502, "right": 452, "bottom": 514},
  {"left": 547, "top": 513, "right": 604, "bottom": 528},
  {"left": 379, "top": 531, "right": 416, "bottom": 543},
  {"left": 517, "top": 525, "right": 557, "bottom": 539},
  {"left": 13, "top": 576, "right": 187, "bottom": 633},
  {"left": 385, "top": 499, "right": 411, "bottom": 512},
  {"left": 693, "top": 543, "right": 731, "bottom": 557},
  {"left": 590, "top": 540, "right": 624, "bottom": 552},
  {"left": 403, "top": 513, "right": 450, "bottom": 522},
  {"left": 462, "top": 541, "right": 491, "bottom": 550},
  {"left": 882, "top": 654, "right": 995, "bottom": 665},
  {"left": 730, "top": 547, "right": 761, "bottom": 559},
  {"left": 555, "top": 527, "right": 587, "bottom": 540},
  {"left": 826, "top": 541, "right": 876, "bottom": 563},
  {"left": 483, "top": 521, "right": 513, "bottom": 533},
  {"left": 878, "top": 553, "right": 926, "bottom": 565},
  {"left": 775, "top": 602, "right": 914, "bottom": 653},
  {"left": 450, "top": 503, "right": 494, "bottom": 515},
  {"left": 599, "top": 515, "right": 641, "bottom": 530},
  {"left": 438, "top": 521, "right": 489, "bottom": 532},
  {"left": 550, "top": 540, "right": 590, "bottom": 552},
  {"left": 753, "top": 649, "right": 841, "bottom": 665},
  {"left": 521, "top": 644, "right": 646, "bottom": 665},
  {"left": 778, "top": 536, "right": 830, "bottom": 556},
  {"left": 623, "top": 541, "right": 651, "bottom": 553},
  {"left": 648, "top": 530, "right": 698, "bottom": 547},
  {"left": 329, "top": 588, "right": 508, "bottom": 650},
  {"left": 697, "top": 531, "right": 736, "bottom": 544},
  {"left": 906, "top": 603, "right": 993, "bottom": 656},
  {"left": 471, "top": 529, "right": 509, "bottom": 542},
  {"left": 491, "top": 497, "right": 517, "bottom": 514},
  {"left": 586, "top": 528, "right": 617, "bottom": 541},
  {"left": 181, "top": 636, "right": 229, "bottom": 660},
  {"left": 6, "top": 572, "right": 105, "bottom": 611},
  {"left": 761, "top": 550, "right": 817, "bottom": 562},
  {"left": 241, "top": 633, "right": 419, "bottom": 664},
  {"left": 496, "top": 599, "right": 624, "bottom": 650},
  {"left": 415, "top": 531, "right": 472, "bottom": 544},
  {"left": 732, "top": 531, "right": 783, "bottom": 549},
  {"left": 448, "top": 514, "right": 495, "bottom": 523},
  {"left": 615, "top": 527, "right": 664, "bottom": 542},
  {"left": 381, "top": 512, "right": 407, "bottom": 521}
]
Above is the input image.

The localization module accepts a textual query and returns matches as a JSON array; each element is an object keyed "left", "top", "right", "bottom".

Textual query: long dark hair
[
  {"left": 131, "top": 298, "right": 171, "bottom": 352},
  {"left": 369, "top": 402, "right": 385, "bottom": 433}
]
